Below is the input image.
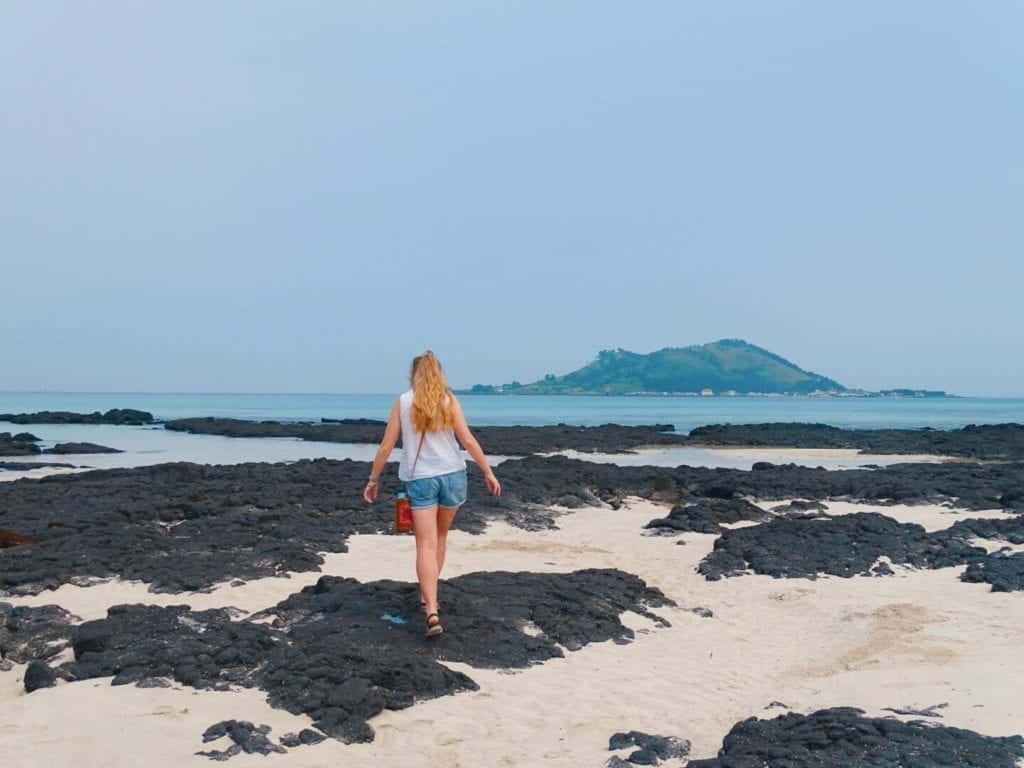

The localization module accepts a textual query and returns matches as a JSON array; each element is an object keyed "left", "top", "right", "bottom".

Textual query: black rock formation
[
  {"left": 644, "top": 499, "right": 771, "bottom": 535},
  {"left": 961, "top": 552, "right": 1024, "bottom": 592},
  {"left": 0, "top": 432, "right": 42, "bottom": 457},
  {"left": 278, "top": 729, "right": 325, "bottom": 747},
  {"left": 607, "top": 731, "right": 690, "bottom": 765},
  {"left": 0, "top": 603, "right": 75, "bottom": 665},
  {"left": 197, "top": 720, "right": 286, "bottom": 760},
  {"left": 48, "top": 570, "right": 669, "bottom": 744},
  {"left": 0, "top": 409, "right": 154, "bottom": 425},
  {"left": 44, "top": 442, "right": 122, "bottom": 455},
  {"left": 686, "top": 707, "right": 1024, "bottom": 767},
  {"left": 23, "top": 659, "right": 57, "bottom": 692},
  {"left": 698, "top": 512, "right": 986, "bottom": 581},
  {"left": 0, "top": 461, "right": 75, "bottom": 471},
  {"left": 689, "top": 422, "right": 1024, "bottom": 461},
  {"left": 694, "top": 509, "right": 1024, "bottom": 589},
  {"left": 3, "top": 455, "right": 1024, "bottom": 596}
]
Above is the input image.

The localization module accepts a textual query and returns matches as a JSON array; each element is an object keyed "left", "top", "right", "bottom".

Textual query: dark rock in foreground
[
  {"left": 197, "top": 720, "right": 286, "bottom": 760},
  {"left": 690, "top": 422, "right": 1024, "bottom": 461},
  {"left": 51, "top": 570, "right": 669, "bottom": 743},
  {"left": 278, "top": 729, "right": 325, "bottom": 747},
  {"left": 698, "top": 512, "right": 986, "bottom": 581},
  {"left": 165, "top": 417, "right": 686, "bottom": 455},
  {"left": 644, "top": 499, "right": 771, "bottom": 534},
  {"left": 696, "top": 511, "right": 1024, "bottom": 588},
  {"left": 686, "top": 707, "right": 1024, "bottom": 767},
  {"left": 0, "top": 602, "right": 75, "bottom": 664},
  {"left": 0, "top": 459, "right": 570, "bottom": 596},
  {"left": 23, "top": 659, "right": 57, "bottom": 692},
  {"left": 0, "top": 409, "right": 154, "bottom": 425},
  {"left": 3, "top": 455, "right": 1024, "bottom": 596},
  {"left": 607, "top": 731, "right": 690, "bottom": 765},
  {"left": 961, "top": 552, "right": 1024, "bottom": 592},
  {"left": 44, "top": 442, "right": 122, "bottom": 455}
]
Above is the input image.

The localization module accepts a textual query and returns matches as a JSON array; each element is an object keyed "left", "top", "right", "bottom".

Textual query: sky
[{"left": 1, "top": 2, "right": 1022, "bottom": 396}]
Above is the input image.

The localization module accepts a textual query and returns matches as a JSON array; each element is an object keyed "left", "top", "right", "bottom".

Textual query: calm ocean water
[{"left": 2, "top": 391, "right": 1022, "bottom": 432}]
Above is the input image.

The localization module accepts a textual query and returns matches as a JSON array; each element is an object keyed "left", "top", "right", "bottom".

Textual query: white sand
[{"left": 3, "top": 499, "right": 1023, "bottom": 767}]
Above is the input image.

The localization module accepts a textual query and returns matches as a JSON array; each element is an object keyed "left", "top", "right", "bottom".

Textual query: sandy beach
[{"left": 4, "top": 489, "right": 1024, "bottom": 767}]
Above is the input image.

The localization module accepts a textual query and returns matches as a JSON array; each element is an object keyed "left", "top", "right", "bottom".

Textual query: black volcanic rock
[
  {"left": 0, "top": 409, "right": 153, "bottom": 425},
  {"left": 686, "top": 707, "right": 1024, "bottom": 767},
  {"left": 607, "top": 731, "right": 690, "bottom": 765},
  {"left": 0, "top": 432, "right": 42, "bottom": 457},
  {"left": 3, "top": 455, "right": 1024, "bottom": 596},
  {"left": 278, "top": 729, "right": 325, "bottom": 747},
  {"left": 961, "top": 552, "right": 1024, "bottom": 592},
  {"left": 23, "top": 660, "right": 57, "bottom": 692},
  {"left": 0, "top": 603, "right": 75, "bottom": 664},
  {"left": 165, "top": 417, "right": 687, "bottom": 455},
  {"left": 52, "top": 570, "right": 669, "bottom": 744},
  {"left": 0, "top": 461, "right": 75, "bottom": 471},
  {"left": 689, "top": 422, "right": 1024, "bottom": 461},
  {"left": 197, "top": 720, "right": 286, "bottom": 760},
  {"left": 698, "top": 512, "right": 987, "bottom": 581},
  {"left": 11, "top": 409, "right": 152, "bottom": 426},
  {"left": 43, "top": 442, "right": 122, "bottom": 455},
  {"left": 644, "top": 499, "right": 771, "bottom": 534}
]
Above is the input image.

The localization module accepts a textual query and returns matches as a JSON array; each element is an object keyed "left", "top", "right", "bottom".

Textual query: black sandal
[{"left": 425, "top": 612, "right": 443, "bottom": 638}]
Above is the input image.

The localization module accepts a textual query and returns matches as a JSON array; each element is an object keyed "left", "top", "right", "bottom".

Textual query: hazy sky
[{"left": 2, "top": 2, "right": 1022, "bottom": 396}]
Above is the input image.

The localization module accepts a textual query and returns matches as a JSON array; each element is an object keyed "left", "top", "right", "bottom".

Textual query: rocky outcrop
[
  {"left": 2, "top": 456, "right": 1024, "bottom": 597},
  {"left": 961, "top": 552, "right": 1024, "bottom": 592},
  {"left": 197, "top": 721, "right": 286, "bottom": 760},
  {"left": 694, "top": 511, "right": 1024, "bottom": 590},
  {"left": 0, "top": 409, "right": 153, "bottom": 425},
  {"left": 43, "top": 442, "right": 122, "bottom": 455},
  {"left": 0, "top": 432, "right": 41, "bottom": 456},
  {"left": 606, "top": 731, "right": 690, "bottom": 766},
  {"left": 49, "top": 570, "right": 670, "bottom": 743},
  {"left": 686, "top": 707, "right": 1024, "bottom": 767},
  {"left": 689, "top": 422, "right": 1024, "bottom": 461},
  {"left": 0, "top": 461, "right": 75, "bottom": 471},
  {"left": 697, "top": 512, "right": 986, "bottom": 581},
  {"left": 644, "top": 499, "right": 772, "bottom": 535}
]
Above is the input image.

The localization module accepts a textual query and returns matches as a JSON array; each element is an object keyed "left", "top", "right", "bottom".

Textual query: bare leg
[
  {"left": 435, "top": 505, "right": 459, "bottom": 578},
  {"left": 412, "top": 506, "right": 440, "bottom": 615}
]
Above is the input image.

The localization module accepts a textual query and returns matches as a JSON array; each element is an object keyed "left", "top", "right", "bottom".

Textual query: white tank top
[{"left": 397, "top": 389, "right": 465, "bottom": 481}]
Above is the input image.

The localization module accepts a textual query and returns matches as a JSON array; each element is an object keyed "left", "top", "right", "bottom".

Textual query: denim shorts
[{"left": 405, "top": 469, "right": 468, "bottom": 510}]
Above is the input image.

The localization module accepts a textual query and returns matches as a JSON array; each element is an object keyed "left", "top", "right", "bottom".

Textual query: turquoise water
[{"left": 2, "top": 392, "right": 1022, "bottom": 432}]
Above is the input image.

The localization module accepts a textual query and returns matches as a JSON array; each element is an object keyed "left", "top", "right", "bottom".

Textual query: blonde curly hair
[{"left": 410, "top": 350, "right": 455, "bottom": 432}]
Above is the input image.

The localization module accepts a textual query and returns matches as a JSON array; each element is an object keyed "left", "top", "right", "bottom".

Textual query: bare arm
[
  {"left": 451, "top": 394, "right": 501, "bottom": 496},
  {"left": 363, "top": 399, "right": 401, "bottom": 503}
]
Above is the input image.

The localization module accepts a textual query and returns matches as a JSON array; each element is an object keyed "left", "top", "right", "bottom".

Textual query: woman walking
[{"left": 363, "top": 351, "right": 501, "bottom": 637}]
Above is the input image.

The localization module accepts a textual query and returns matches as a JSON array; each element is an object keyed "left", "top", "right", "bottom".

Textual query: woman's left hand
[{"left": 363, "top": 481, "right": 379, "bottom": 504}]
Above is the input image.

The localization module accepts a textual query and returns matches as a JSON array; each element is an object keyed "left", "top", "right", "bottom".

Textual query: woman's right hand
[
  {"left": 485, "top": 471, "right": 501, "bottom": 497},
  {"left": 363, "top": 480, "right": 379, "bottom": 504}
]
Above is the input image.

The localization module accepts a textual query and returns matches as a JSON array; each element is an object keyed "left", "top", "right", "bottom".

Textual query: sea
[{"left": 2, "top": 392, "right": 1023, "bottom": 476}]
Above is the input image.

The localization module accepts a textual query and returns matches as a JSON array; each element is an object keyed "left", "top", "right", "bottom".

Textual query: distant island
[{"left": 459, "top": 339, "right": 950, "bottom": 397}]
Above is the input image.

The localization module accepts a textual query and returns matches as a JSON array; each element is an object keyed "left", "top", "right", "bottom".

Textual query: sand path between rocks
[{"left": 3, "top": 499, "right": 1023, "bottom": 768}]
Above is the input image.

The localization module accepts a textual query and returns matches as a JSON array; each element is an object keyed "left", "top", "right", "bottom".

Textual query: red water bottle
[{"left": 394, "top": 491, "right": 413, "bottom": 534}]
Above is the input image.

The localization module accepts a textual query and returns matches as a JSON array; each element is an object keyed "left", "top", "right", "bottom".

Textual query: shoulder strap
[{"left": 411, "top": 432, "right": 426, "bottom": 477}]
